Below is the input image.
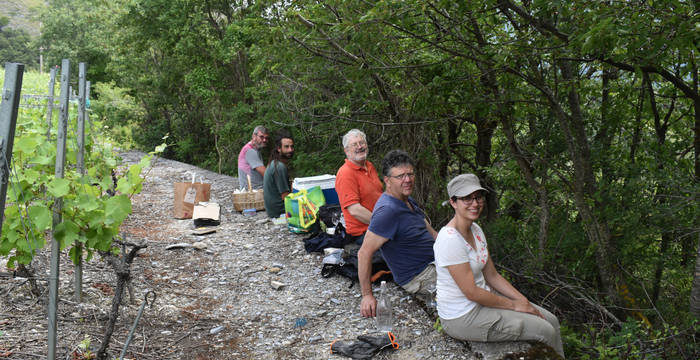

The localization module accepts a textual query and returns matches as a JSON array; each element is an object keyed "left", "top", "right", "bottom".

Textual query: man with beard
[
  {"left": 358, "top": 150, "right": 438, "bottom": 318},
  {"left": 335, "top": 129, "right": 383, "bottom": 245},
  {"left": 237, "top": 125, "right": 269, "bottom": 190},
  {"left": 263, "top": 132, "right": 295, "bottom": 218}
]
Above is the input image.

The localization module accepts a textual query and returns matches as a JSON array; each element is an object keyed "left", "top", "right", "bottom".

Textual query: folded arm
[
  {"left": 346, "top": 203, "right": 372, "bottom": 224},
  {"left": 448, "top": 256, "right": 543, "bottom": 318}
]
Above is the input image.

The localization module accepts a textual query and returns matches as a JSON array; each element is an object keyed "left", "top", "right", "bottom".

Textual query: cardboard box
[{"left": 192, "top": 202, "right": 221, "bottom": 226}]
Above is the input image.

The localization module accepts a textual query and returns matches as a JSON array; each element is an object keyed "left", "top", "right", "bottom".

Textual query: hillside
[{"left": 0, "top": 0, "right": 43, "bottom": 38}]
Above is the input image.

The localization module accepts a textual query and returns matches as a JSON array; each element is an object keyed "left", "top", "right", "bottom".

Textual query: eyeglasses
[
  {"left": 347, "top": 140, "right": 367, "bottom": 149},
  {"left": 454, "top": 194, "right": 485, "bottom": 205},
  {"left": 389, "top": 172, "right": 415, "bottom": 181}
]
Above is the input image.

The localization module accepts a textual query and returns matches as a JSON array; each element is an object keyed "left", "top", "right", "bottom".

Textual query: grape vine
[{"left": 0, "top": 71, "right": 165, "bottom": 268}]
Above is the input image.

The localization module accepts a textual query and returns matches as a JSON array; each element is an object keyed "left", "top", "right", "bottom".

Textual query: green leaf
[
  {"left": 22, "top": 168, "right": 41, "bottom": 184},
  {"left": 54, "top": 220, "right": 80, "bottom": 250},
  {"left": 154, "top": 143, "right": 167, "bottom": 153},
  {"left": 16, "top": 252, "right": 33, "bottom": 265},
  {"left": 47, "top": 178, "right": 71, "bottom": 198},
  {"left": 77, "top": 194, "right": 100, "bottom": 212},
  {"left": 31, "top": 154, "right": 54, "bottom": 165},
  {"left": 128, "top": 164, "right": 143, "bottom": 184},
  {"left": 15, "top": 235, "right": 33, "bottom": 253},
  {"left": 87, "top": 209, "right": 106, "bottom": 228},
  {"left": 104, "top": 195, "right": 132, "bottom": 225},
  {"left": 139, "top": 155, "right": 152, "bottom": 169},
  {"left": 28, "top": 205, "right": 52, "bottom": 230},
  {"left": 116, "top": 177, "right": 130, "bottom": 194},
  {"left": 85, "top": 248, "right": 94, "bottom": 262},
  {"left": 6, "top": 255, "right": 18, "bottom": 268},
  {"left": 14, "top": 136, "right": 39, "bottom": 155},
  {"left": 69, "top": 245, "right": 82, "bottom": 264},
  {"left": 0, "top": 229, "right": 17, "bottom": 255},
  {"left": 89, "top": 228, "right": 114, "bottom": 251}
]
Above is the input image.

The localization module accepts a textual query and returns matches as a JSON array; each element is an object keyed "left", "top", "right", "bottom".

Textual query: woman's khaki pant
[{"left": 441, "top": 303, "right": 565, "bottom": 358}]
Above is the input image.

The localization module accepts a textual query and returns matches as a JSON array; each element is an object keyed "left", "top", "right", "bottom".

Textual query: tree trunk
[
  {"left": 501, "top": 116, "right": 551, "bottom": 265},
  {"left": 689, "top": 62, "right": 700, "bottom": 316},
  {"left": 554, "top": 60, "right": 621, "bottom": 301},
  {"left": 652, "top": 233, "right": 671, "bottom": 305},
  {"left": 693, "top": 61, "right": 700, "bottom": 179},
  {"left": 475, "top": 118, "right": 497, "bottom": 222},
  {"left": 691, "top": 232, "right": 700, "bottom": 317},
  {"left": 596, "top": 68, "right": 614, "bottom": 180},
  {"left": 629, "top": 75, "right": 646, "bottom": 163}
]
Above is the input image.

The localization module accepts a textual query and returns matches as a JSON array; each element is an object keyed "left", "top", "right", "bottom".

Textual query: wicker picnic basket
[
  {"left": 233, "top": 174, "right": 265, "bottom": 212},
  {"left": 232, "top": 190, "right": 265, "bottom": 212}
]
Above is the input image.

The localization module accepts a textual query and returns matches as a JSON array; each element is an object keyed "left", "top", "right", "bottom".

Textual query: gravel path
[{"left": 1, "top": 150, "right": 478, "bottom": 359}]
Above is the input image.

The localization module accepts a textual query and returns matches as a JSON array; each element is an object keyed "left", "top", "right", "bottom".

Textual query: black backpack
[
  {"left": 303, "top": 222, "right": 350, "bottom": 253},
  {"left": 318, "top": 204, "right": 342, "bottom": 227},
  {"left": 322, "top": 250, "right": 392, "bottom": 288}
]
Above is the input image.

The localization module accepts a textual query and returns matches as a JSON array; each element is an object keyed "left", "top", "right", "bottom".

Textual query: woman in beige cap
[{"left": 433, "top": 174, "right": 565, "bottom": 358}]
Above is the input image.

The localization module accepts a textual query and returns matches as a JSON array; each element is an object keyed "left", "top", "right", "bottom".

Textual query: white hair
[
  {"left": 342, "top": 129, "right": 367, "bottom": 148},
  {"left": 252, "top": 125, "right": 268, "bottom": 136}
]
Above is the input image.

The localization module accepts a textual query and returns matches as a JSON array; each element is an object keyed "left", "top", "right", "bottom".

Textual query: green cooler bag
[{"left": 285, "top": 186, "right": 326, "bottom": 233}]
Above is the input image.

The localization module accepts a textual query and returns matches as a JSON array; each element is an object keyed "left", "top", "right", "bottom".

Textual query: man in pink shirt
[{"left": 237, "top": 125, "right": 269, "bottom": 190}]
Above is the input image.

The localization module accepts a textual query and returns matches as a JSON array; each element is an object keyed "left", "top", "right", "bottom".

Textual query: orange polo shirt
[{"left": 335, "top": 159, "right": 383, "bottom": 236}]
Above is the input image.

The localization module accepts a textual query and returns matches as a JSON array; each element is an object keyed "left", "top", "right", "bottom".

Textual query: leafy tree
[
  {"left": 104, "top": 0, "right": 275, "bottom": 173},
  {"left": 39, "top": 0, "right": 113, "bottom": 83},
  {"left": 0, "top": 16, "right": 38, "bottom": 68}
]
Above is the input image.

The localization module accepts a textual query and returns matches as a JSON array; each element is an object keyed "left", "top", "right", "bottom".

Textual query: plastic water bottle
[{"left": 376, "top": 281, "right": 393, "bottom": 332}]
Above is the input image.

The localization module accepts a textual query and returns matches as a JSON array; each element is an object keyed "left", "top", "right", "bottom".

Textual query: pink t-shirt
[
  {"left": 238, "top": 141, "right": 264, "bottom": 189},
  {"left": 238, "top": 142, "right": 255, "bottom": 174}
]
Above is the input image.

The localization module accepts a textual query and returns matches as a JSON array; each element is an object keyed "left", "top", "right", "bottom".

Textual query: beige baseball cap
[{"left": 443, "top": 174, "right": 488, "bottom": 205}]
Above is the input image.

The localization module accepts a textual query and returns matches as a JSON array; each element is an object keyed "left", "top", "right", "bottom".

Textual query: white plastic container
[{"left": 292, "top": 174, "right": 339, "bottom": 204}]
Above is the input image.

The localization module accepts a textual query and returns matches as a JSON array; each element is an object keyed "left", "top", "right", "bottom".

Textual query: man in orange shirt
[{"left": 335, "top": 129, "right": 383, "bottom": 246}]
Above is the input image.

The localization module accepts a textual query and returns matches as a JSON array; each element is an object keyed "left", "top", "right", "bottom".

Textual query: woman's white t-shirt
[{"left": 433, "top": 223, "right": 490, "bottom": 320}]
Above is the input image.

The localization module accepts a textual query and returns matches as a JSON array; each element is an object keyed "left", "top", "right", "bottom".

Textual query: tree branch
[
  {"left": 602, "top": 59, "right": 698, "bottom": 101},
  {"left": 496, "top": 0, "right": 569, "bottom": 43}
]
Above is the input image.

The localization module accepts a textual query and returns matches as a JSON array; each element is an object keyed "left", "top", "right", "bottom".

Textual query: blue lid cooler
[{"left": 292, "top": 174, "right": 339, "bottom": 205}]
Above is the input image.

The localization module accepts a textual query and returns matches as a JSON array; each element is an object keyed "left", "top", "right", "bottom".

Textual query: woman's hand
[{"left": 513, "top": 298, "right": 544, "bottom": 319}]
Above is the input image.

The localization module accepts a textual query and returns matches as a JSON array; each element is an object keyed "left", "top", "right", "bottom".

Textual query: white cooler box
[{"left": 292, "top": 174, "right": 339, "bottom": 205}]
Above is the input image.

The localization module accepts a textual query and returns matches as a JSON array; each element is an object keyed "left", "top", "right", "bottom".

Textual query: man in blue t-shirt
[{"left": 358, "top": 150, "right": 438, "bottom": 319}]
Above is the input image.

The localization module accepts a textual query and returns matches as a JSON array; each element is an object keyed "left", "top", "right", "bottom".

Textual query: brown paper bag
[{"left": 173, "top": 182, "right": 211, "bottom": 219}]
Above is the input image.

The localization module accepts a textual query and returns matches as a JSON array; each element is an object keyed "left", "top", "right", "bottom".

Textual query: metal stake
[
  {"left": 0, "top": 62, "right": 24, "bottom": 235},
  {"left": 75, "top": 62, "right": 87, "bottom": 303},
  {"left": 48, "top": 58, "right": 70, "bottom": 360},
  {"left": 120, "top": 291, "right": 157, "bottom": 360},
  {"left": 46, "top": 67, "right": 57, "bottom": 140}
]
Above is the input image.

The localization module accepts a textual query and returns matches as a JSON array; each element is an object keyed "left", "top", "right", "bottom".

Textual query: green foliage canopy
[{"left": 0, "top": 16, "right": 38, "bottom": 68}]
